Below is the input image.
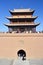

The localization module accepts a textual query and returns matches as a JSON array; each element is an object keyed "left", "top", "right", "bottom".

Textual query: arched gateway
[{"left": 17, "top": 49, "right": 26, "bottom": 60}]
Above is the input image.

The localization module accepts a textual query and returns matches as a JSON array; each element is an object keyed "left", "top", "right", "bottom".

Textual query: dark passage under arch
[{"left": 17, "top": 49, "right": 26, "bottom": 57}]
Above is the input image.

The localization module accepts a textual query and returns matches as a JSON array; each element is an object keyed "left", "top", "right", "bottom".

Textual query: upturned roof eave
[
  {"left": 9, "top": 9, "right": 35, "bottom": 14},
  {"left": 4, "top": 23, "right": 40, "bottom": 27},
  {"left": 6, "top": 16, "right": 38, "bottom": 20}
]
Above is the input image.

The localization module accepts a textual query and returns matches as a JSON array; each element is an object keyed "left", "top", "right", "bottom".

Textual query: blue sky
[{"left": 0, "top": 0, "right": 43, "bottom": 32}]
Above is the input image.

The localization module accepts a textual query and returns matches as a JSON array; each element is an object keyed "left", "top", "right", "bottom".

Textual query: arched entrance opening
[{"left": 17, "top": 49, "right": 26, "bottom": 60}]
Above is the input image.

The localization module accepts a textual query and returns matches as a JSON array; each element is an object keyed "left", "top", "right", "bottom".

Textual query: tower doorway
[{"left": 17, "top": 49, "right": 26, "bottom": 60}]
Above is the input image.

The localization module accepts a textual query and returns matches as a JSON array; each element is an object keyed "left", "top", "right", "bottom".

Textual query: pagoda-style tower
[{"left": 5, "top": 9, "right": 40, "bottom": 33}]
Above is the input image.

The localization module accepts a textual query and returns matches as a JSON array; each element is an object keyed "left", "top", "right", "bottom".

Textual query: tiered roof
[{"left": 5, "top": 8, "right": 40, "bottom": 33}]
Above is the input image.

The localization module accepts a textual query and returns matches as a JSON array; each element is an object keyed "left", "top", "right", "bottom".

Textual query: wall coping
[{"left": 0, "top": 33, "right": 43, "bottom": 37}]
